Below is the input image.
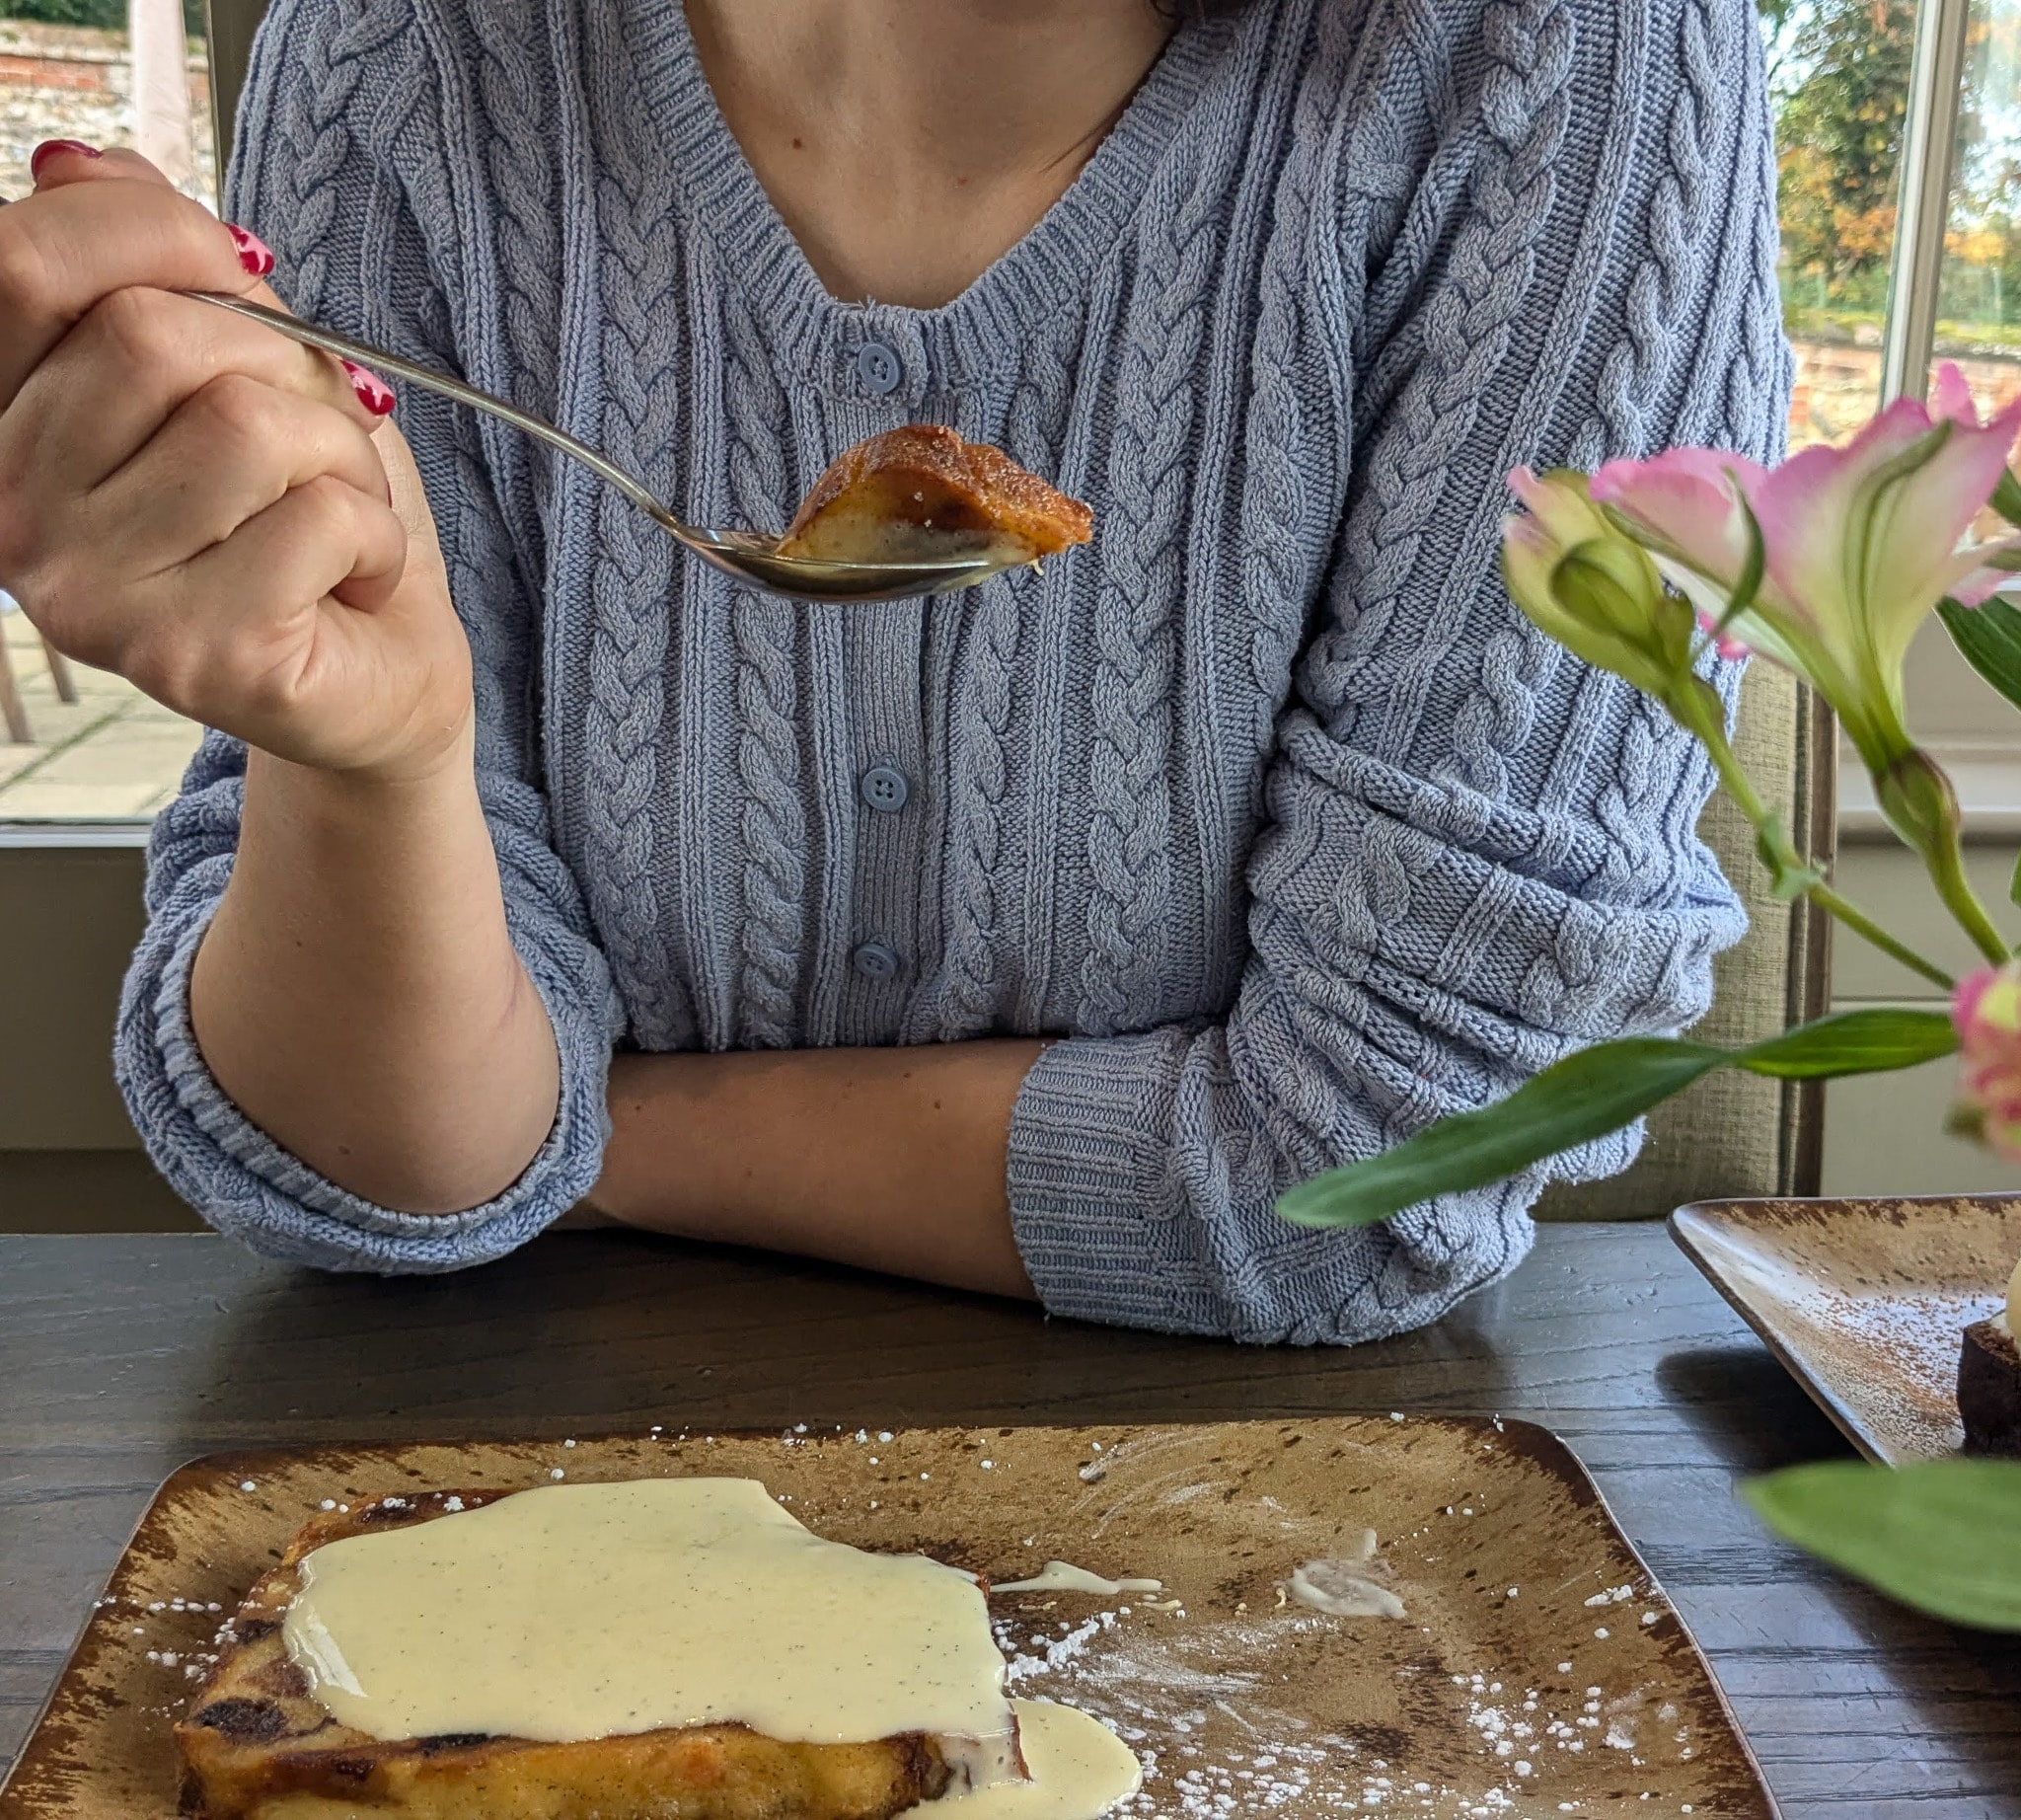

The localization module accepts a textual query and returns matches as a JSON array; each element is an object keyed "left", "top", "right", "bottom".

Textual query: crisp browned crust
[
  {"left": 175, "top": 1489, "right": 960, "bottom": 1820},
  {"left": 1960, "top": 1319, "right": 2021, "bottom": 1458},
  {"left": 779, "top": 425, "right": 1093, "bottom": 563}
]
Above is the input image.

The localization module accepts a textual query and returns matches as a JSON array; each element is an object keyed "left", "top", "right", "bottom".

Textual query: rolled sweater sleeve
[
  {"left": 113, "top": 0, "right": 623, "bottom": 1271},
  {"left": 1008, "top": 0, "right": 1792, "bottom": 1340}
]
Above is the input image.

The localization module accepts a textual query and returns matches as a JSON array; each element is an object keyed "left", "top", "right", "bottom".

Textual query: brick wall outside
[{"left": 0, "top": 21, "right": 213, "bottom": 206}]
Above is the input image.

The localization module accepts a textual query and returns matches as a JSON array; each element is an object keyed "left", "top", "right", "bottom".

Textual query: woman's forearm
[
  {"left": 188, "top": 741, "right": 561, "bottom": 1213},
  {"left": 590, "top": 1040, "right": 1044, "bottom": 1299}
]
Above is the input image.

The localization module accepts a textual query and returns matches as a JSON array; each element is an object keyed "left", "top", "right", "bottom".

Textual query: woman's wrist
[
  {"left": 592, "top": 1044, "right": 1042, "bottom": 1299},
  {"left": 238, "top": 713, "right": 480, "bottom": 843},
  {"left": 189, "top": 715, "right": 558, "bottom": 1216}
]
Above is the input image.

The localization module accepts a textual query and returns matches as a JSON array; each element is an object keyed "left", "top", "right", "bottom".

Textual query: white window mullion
[{"left": 1882, "top": 0, "right": 1975, "bottom": 405}]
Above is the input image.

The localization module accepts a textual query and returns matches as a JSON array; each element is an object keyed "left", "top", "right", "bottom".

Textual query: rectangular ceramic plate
[
  {"left": 1671, "top": 1195, "right": 2021, "bottom": 1464},
  {"left": 0, "top": 1419, "right": 1774, "bottom": 1819}
]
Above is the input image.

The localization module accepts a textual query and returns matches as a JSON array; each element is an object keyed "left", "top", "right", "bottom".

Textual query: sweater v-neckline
[{"left": 625, "top": 1, "right": 1235, "bottom": 395}]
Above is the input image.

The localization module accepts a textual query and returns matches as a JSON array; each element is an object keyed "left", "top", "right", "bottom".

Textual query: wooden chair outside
[{"left": 0, "top": 604, "right": 79, "bottom": 744}]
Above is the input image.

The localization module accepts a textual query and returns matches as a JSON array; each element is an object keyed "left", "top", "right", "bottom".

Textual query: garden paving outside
[{"left": 1, "top": 605, "right": 202, "bottom": 818}]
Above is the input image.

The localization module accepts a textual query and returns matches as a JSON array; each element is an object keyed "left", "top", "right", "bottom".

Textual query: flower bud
[
  {"left": 1502, "top": 470, "right": 1697, "bottom": 707},
  {"left": 1876, "top": 749, "right": 1964, "bottom": 863},
  {"left": 1952, "top": 961, "right": 2021, "bottom": 1160}
]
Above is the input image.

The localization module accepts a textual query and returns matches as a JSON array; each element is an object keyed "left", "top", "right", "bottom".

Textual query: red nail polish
[
  {"left": 341, "top": 360, "right": 396, "bottom": 417},
  {"left": 30, "top": 139, "right": 101, "bottom": 182},
  {"left": 225, "top": 224, "right": 275, "bottom": 277}
]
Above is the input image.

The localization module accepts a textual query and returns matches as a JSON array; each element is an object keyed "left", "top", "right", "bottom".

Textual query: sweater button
[
  {"left": 852, "top": 941, "right": 901, "bottom": 982},
  {"left": 855, "top": 341, "right": 902, "bottom": 396},
  {"left": 860, "top": 764, "right": 911, "bottom": 813}
]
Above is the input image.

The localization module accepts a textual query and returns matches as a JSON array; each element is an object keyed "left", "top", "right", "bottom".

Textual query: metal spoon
[{"left": 191, "top": 291, "right": 1007, "bottom": 605}]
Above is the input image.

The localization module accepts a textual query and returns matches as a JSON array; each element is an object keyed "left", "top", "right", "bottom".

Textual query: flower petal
[
  {"left": 1930, "top": 532, "right": 2021, "bottom": 610},
  {"left": 1932, "top": 361, "right": 1979, "bottom": 427},
  {"left": 1591, "top": 449, "right": 1762, "bottom": 585},
  {"left": 1745, "top": 418, "right": 1924, "bottom": 618},
  {"left": 1859, "top": 402, "right": 2021, "bottom": 663},
  {"left": 1507, "top": 466, "right": 1606, "bottom": 545}
]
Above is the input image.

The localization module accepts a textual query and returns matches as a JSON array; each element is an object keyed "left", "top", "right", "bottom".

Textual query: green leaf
[
  {"left": 1938, "top": 595, "right": 2021, "bottom": 717},
  {"left": 1276, "top": 1039, "right": 1724, "bottom": 1230},
  {"left": 1992, "top": 466, "right": 2021, "bottom": 530},
  {"left": 1729, "top": 1005, "right": 1959, "bottom": 1078},
  {"left": 1275, "top": 1009, "right": 1957, "bottom": 1230},
  {"left": 1745, "top": 1459, "right": 2021, "bottom": 1631}
]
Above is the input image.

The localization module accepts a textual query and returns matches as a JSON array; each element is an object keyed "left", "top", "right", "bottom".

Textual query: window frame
[{"left": 1882, "top": 0, "right": 1974, "bottom": 404}]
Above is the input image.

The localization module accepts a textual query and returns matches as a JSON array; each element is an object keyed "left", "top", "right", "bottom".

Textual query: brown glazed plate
[
  {"left": 0, "top": 1419, "right": 1774, "bottom": 1819},
  {"left": 1670, "top": 1194, "right": 2021, "bottom": 1465}
]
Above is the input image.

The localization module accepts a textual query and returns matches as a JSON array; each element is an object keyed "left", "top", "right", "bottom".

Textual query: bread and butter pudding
[
  {"left": 1959, "top": 1254, "right": 2021, "bottom": 1457},
  {"left": 175, "top": 1479, "right": 1140, "bottom": 1820},
  {"left": 777, "top": 426, "right": 1092, "bottom": 570}
]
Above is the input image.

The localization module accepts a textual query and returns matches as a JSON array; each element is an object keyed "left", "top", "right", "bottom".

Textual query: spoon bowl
[{"left": 193, "top": 292, "right": 1009, "bottom": 605}]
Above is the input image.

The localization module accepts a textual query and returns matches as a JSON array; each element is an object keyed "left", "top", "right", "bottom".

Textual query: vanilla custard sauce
[
  {"left": 938, "top": 1703, "right": 1142, "bottom": 1820},
  {"left": 281, "top": 1479, "right": 1014, "bottom": 1753}
]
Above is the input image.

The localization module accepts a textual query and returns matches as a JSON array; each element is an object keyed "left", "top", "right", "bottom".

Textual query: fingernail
[
  {"left": 341, "top": 360, "right": 396, "bottom": 417},
  {"left": 30, "top": 140, "right": 101, "bottom": 182},
  {"left": 225, "top": 223, "right": 274, "bottom": 277}
]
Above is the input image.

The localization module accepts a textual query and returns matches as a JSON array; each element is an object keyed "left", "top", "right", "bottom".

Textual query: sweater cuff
[
  {"left": 1007, "top": 1028, "right": 1544, "bottom": 1343},
  {"left": 131, "top": 902, "right": 610, "bottom": 1273},
  {"left": 1007, "top": 1028, "right": 1205, "bottom": 1330}
]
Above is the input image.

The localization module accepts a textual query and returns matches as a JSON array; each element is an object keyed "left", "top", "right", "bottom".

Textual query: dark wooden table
[{"left": 2, "top": 1225, "right": 2016, "bottom": 1817}]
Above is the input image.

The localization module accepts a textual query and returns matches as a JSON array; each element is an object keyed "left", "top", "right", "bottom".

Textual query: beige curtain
[{"left": 129, "top": 0, "right": 194, "bottom": 189}]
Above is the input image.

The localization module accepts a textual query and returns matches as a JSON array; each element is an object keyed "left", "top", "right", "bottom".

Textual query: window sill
[
  {"left": 1837, "top": 741, "right": 2021, "bottom": 843},
  {"left": 0, "top": 820, "right": 153, "bottom": 849}
]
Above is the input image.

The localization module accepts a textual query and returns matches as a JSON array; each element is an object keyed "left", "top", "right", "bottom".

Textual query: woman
[{"left": 0, "top": 0, "right": 1785, "bottom": 1342}]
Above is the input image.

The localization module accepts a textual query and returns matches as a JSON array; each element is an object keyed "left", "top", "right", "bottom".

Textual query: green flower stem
[
  {"left": 1809, "top": 881, "right": 1958, "bottom": 992},
  {"left": 1683, "top": 699, "right": 1958, "bottom": 993},
  {"left": 1865, "top": 739, "right": 2013, "bottom": 969},
  {"left": 1924, "top": 832, "right": 2012, "bottom": 968}
]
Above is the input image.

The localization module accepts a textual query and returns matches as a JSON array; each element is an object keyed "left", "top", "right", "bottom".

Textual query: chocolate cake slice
[{"left": 1959, "top": 1316, "right": 2021, "bottom": 1457}]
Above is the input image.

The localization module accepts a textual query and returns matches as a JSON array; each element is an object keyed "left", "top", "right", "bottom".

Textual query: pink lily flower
[
  {"left": 1952, "top": 960, "right": 2021, "bottom": 1161},
  {"left": 1586, "top": 364, "right": 2021, "bottom": 769}
]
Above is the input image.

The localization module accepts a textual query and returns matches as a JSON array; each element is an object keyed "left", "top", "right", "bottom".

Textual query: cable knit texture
[{"left": 115, "top": 0, "right": 1790, "bottom": 1339}]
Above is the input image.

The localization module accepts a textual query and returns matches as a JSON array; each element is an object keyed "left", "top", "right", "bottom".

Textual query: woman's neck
[{"left": 683, "top": 0, "right": 1174, "bottom": 308}]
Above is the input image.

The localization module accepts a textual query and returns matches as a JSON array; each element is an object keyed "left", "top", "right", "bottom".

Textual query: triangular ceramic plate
[{"left": 1670, "top": 1195, "right": 2021, "bottom": 1464}]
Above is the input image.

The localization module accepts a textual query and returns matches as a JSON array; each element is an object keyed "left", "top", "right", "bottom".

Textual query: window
[
  {"left": 1767, "top": 0, "right": 2021, "bottom": 792},
  {"left": 1772, "top": 0, "right": 1914, "bottom": 450},
  {"left": 0, "top": 0, "right": 212, "bottom": 823}
]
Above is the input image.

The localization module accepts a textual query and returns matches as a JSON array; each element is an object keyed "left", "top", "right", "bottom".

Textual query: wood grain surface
[{"left": 1, "top": 1225, "right": 2016, "bottom": 1818}]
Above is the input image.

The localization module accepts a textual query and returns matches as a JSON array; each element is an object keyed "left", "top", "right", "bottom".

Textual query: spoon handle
[{"left": 190, "top": 291, "right": 691, "bottom": 542}]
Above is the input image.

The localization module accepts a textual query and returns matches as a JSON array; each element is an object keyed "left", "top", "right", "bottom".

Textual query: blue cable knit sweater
[{"left": 115, "top": 0, "right": 1789, "bottom": 1343}]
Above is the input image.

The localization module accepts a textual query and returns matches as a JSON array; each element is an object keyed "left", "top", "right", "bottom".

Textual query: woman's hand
[{"left": 0, "top": 143, "right": 472, "bottom": 785}]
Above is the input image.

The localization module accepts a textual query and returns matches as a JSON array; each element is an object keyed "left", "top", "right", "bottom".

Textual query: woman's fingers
[
  {"left": 3, "top": 285, "right": 388, "bottom": 497},
  {"left": 148, "top": 478, "right": 411, "bottom": 738},
  {"left": 0, "top": 169, "right": 268, "bottom": 403},
  {"left": 87, "top": 375, "right": 391, "bottom": 569},
  {"left": 225, "top": 472, "right": 411, "bottom": 619},
  {"left": 27, "top": 140, "right": 170, "bottom": 193}
]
